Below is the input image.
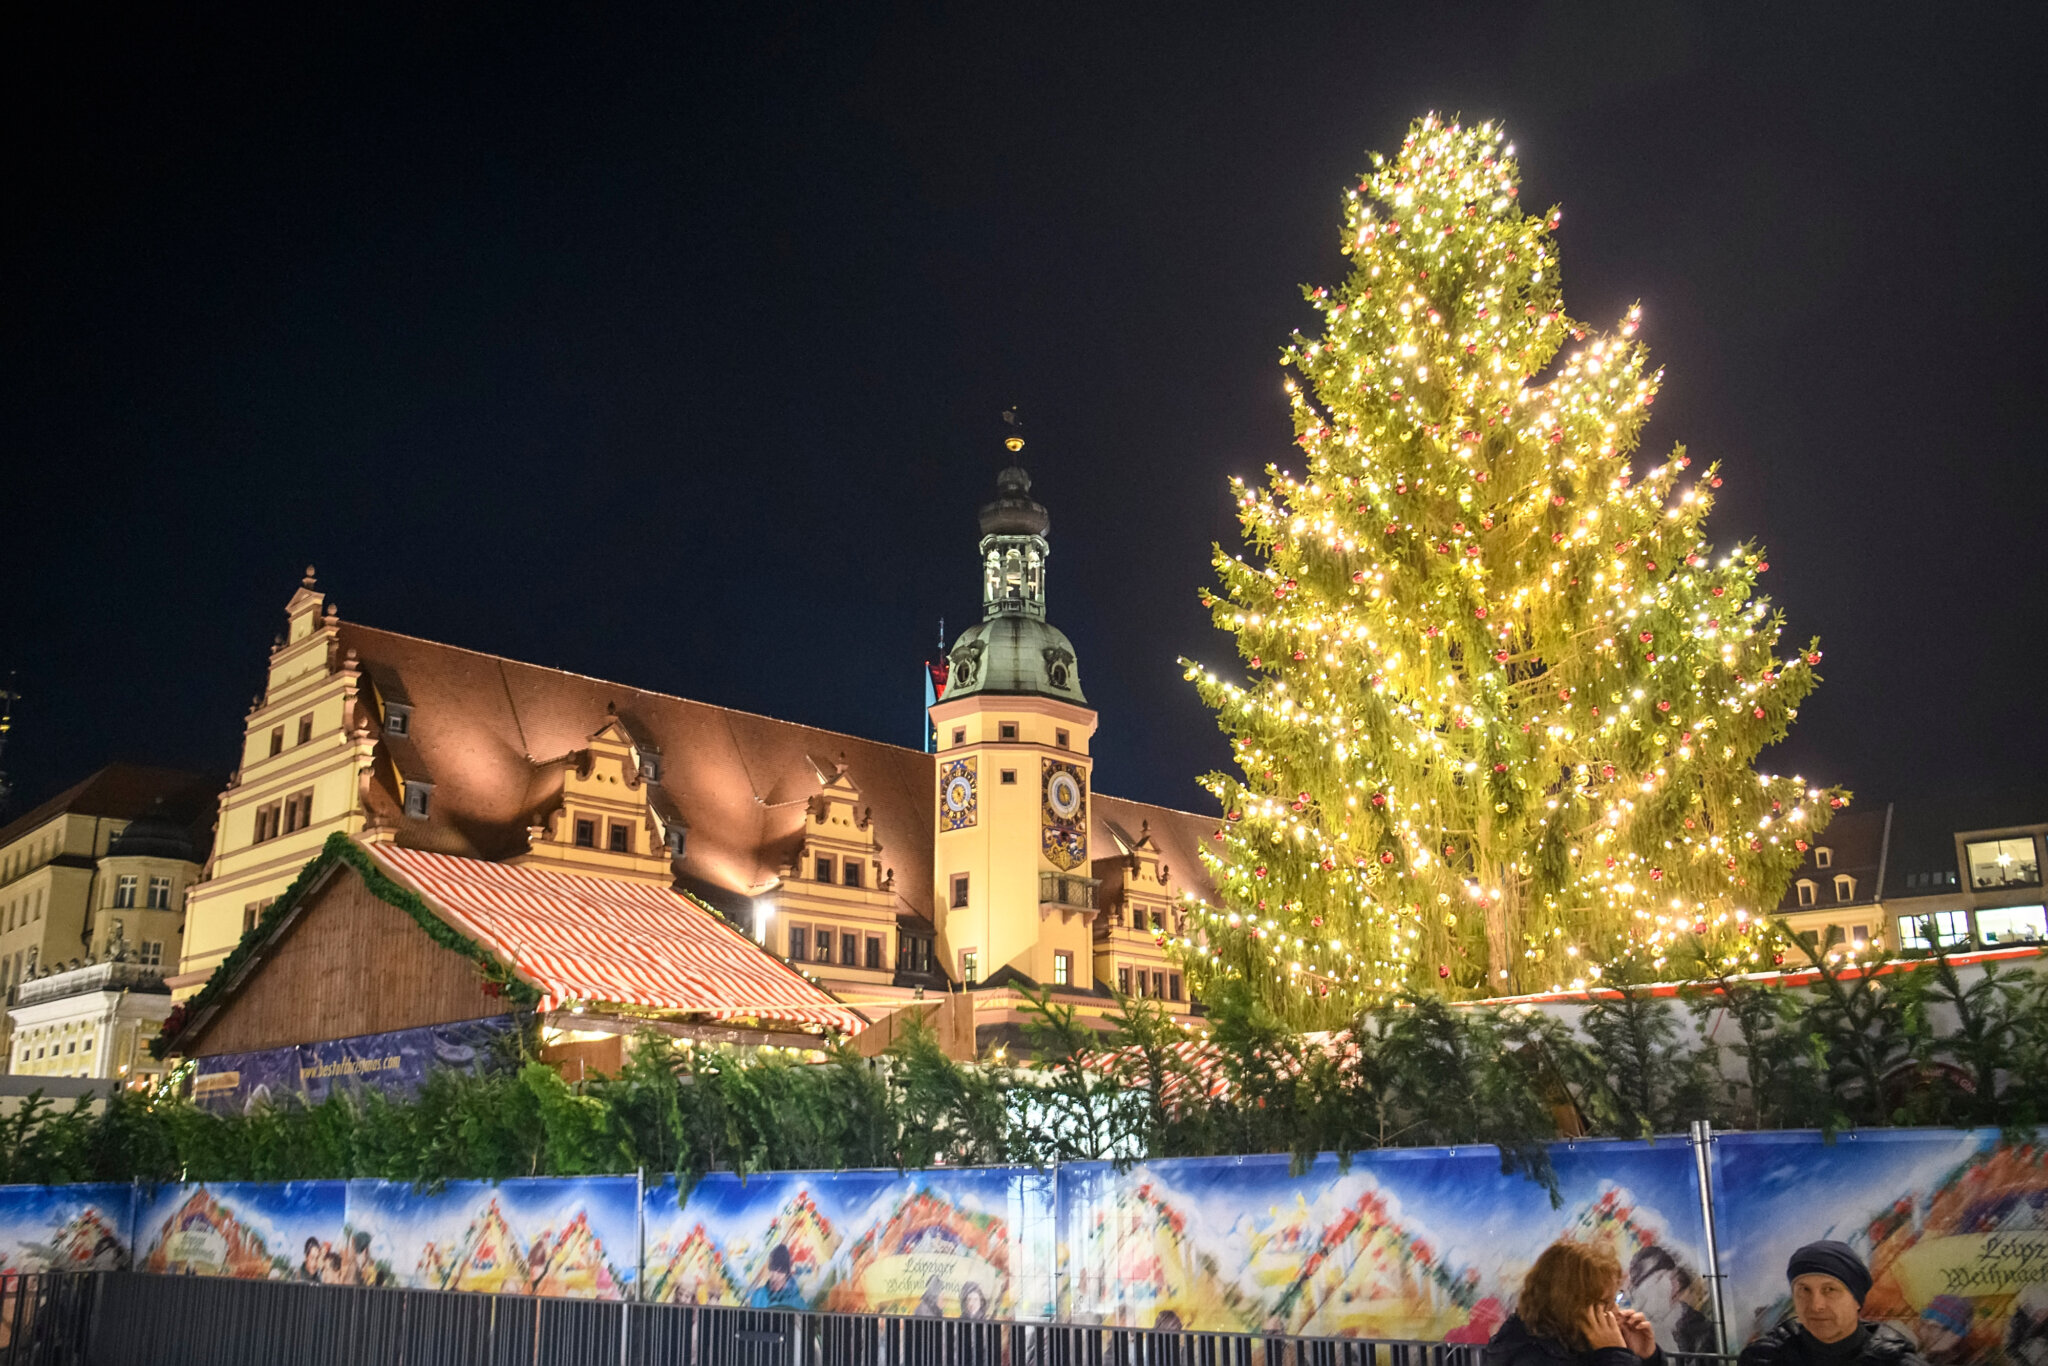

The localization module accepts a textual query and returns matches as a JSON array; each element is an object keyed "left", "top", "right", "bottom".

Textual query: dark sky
[{"left": 4, "top": 3, "right": 2043, "bottom": 832}]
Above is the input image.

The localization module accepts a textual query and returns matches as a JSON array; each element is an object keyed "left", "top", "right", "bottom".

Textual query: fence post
[
  {"left": 625, "top": 1167, "right": 643, "bottom": 1366},
  {"left": 1688, "top": 1119, "right": 1729, "bottom": 1357}
]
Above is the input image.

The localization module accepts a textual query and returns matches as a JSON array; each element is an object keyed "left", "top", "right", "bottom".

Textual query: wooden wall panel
[{"left": 192, "top": 866, "right": 509, "bottom": 1056}]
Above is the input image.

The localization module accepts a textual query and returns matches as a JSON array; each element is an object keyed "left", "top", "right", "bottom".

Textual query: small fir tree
[{"left": 1181, "top": 115, "right": 1840, "bottom": 1017}]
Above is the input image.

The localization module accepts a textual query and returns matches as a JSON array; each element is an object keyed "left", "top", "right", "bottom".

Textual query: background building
[{"left": 0, "top": 764, "right": 217, "bottom": 1080}]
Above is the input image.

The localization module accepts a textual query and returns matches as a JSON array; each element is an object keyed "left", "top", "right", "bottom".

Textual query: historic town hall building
[{"left": 165, "top": 441, "right": 1214, "bottom": 1071}]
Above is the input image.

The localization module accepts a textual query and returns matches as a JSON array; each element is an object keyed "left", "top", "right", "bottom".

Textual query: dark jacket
[
  {"left": 1483, "top": 1313, "right": 1667, "bottom": 1366},
  {"left": 1736, "top": 1321, "right": 1928, "bottom": 1366}
]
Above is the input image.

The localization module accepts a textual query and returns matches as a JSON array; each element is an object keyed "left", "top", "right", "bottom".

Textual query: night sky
[{"left": 4, "top": 4, "right": 2043, "bottom": 834}]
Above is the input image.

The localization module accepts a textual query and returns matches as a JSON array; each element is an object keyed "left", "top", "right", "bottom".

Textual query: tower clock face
[
  {"left": 945, "top": 775, "right": 973, "bottom": 813},
  {"left": 1045, "top": 770, "right": 1083, "bottom": 819},
  {"left": 939, "top": 757, "right": 977, "bottom": 830}
]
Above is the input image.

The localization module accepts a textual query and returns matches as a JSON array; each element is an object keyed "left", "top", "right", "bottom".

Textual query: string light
[{"left": 1173, "top": 115, "right": 1843, "bottom": 1018}]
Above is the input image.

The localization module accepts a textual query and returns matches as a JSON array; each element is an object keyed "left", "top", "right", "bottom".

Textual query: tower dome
[
  {"left": 105, "top": 799, "right": 199, "bottom": 862},
  {"left": 942, "top": 421, "right": 1085, "bottom": 704}
]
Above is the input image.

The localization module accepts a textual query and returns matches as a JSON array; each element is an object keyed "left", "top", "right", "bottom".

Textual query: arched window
[
  {"left": 1796, "top": 879, "right": 1817, "bottom": 907},
  {"left": 1833, "top": 874, "right": 1856, "bottom": 902}
]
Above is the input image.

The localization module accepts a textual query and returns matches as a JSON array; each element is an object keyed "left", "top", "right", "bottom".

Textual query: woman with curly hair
[{"left": 1485, "top": 1239, "right": 1666, "bottom": 1366}]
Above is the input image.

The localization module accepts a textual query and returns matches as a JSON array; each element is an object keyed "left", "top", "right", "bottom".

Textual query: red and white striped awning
[{"left": 369, "top": 844, "right": 866, "bottom": 1035}]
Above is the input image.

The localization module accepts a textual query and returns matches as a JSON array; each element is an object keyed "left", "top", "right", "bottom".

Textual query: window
[
  {"left": 1118, "top": 967, "right": 1131, "bottom": 994},
  {"left": 404, "top": 782, "right": 432, "bottom": 819},
  {"left": 842, "top": 932, "right": 858, "bottom": 966},
  {"left": 268, "top": 727, "right": 284, "bottom": 757},
  {"left": 1796, "top": 880, "right": 1816, "bottom": 908},
  {"left": 815, "top": 928, "right": 833, "bottom": 964},
  {"left": 147, "top": 876, "right": 172, "bottom": 910},
  {"left": 297, "top": 713, "right": 314, "bottom": 745},
  {"left": 999, "top": 769, "right": 1017, "bottom": 785},
  {"left": 1977, "top": 905, "right": 2047, "bottom": 945},
  {"left": 1966, "top": 837, "right": 2041, "bottom": 889},
  {"left": 960, "top": 949, "right": 979, "bottom": 982},
  {"left": 1134, "top": 971, "right": 1149, "bottom": 997},
  {"left": 139, "top": 940, "right": 163, "bottom": 968},
  {"left": 898, "top": 933, "right": 931, "bottom": 975},
  {"left": 814, "top": 856, "right": 833, "bottom": 882},
  {"left": 1168, "top": 973, "right": 1183, "bottom": 1002},
  {"left": 574, "top": 818, "right": 597, "bottom": 848},
  {"left": 843, "top": 861, "right": 863, "bottom": 889},
  {"left": 1131, "top": 906, "right": 1149, "bottom": 931},
  {"left": 282, "top": 789, "right": 314, "bottom": 833},
  {"left": 608, "top": 822, "right": 631, "bottom": 854},
  {"left": 865, "top": 936, "right": 883, "bottom": 969},
  {"left": 999, "top": 723, "right": 1018, "bottom": 742},
  {"left": 1153, "top": 971, "right": 1167, "bottom": 998},
  {"left": 113, "top": 876, "right": 138, "bottom": 909},
  {"left": 1813, "top": 847, "right": 1832, "bottom": 869},
  {"left": 1053, "top": 951, "right": 1072, "bottom": 986},
  {"left": 384, "top": 705, "right": 410, "bottom": 737},
  {"left": 951, "top": 727, "right": 966, "bottom": 747},
  {"left": 638, "top": 752, "right": 661, "bottom": 783},
  {"left": 254, "top": 802, "right": 282, "bottom": 843},
  {"left": 1833, "top": 874, "right": 1856, "bottom": 903},
  {"left": 1901, "top": 911, "right": 1971, "bottom": 949},
  {"left": 1055, "top": 728, "right": 1069, "bottom": 749},
  {"left": 1847, "top": 925, "right": 1870, "bottom": 950},
  {"left": 242, "top": 898, "right": 274, "bottom": 934},
  {"left": 951, "top": 874, "right": 970, "bottom": 909},
  {"left": 789, "top": 924, "right": 807, "bottom": 961}
]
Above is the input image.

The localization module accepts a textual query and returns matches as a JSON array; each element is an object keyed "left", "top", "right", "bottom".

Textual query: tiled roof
[
  {"left": 370, "top": 844, "right": 866, "bottom": 1034},
  {"left": 1774, "top": 803, "right": 1890, "bottom": 911},
  {"left": 0, "top": 763, "right": 218, "bottom": 852},
  {"left": 335, "top": 623, "right": 1220, "bottom": 923}
]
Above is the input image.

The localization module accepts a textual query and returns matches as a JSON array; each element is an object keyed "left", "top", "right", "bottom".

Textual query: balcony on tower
[{"left": 1039, "top": 870, "right": 1100, "bottom": 918}]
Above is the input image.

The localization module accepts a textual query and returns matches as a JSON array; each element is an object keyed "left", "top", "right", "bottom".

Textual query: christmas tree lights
[{"left": 1177, "top": 115, "right": 1842, "bottom": 1020}]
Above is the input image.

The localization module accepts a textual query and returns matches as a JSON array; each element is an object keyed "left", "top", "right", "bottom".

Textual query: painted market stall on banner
[{"left": 3, "top": 1127, "right": 2044, "bottom": 1361}]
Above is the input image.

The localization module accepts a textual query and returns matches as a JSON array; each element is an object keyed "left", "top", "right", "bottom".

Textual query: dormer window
[
  {"left": 404, "top": 781, "right": 433, "bottom": 819},
  {"left": 1796, "top": 880, "right": 1817, "bottom": 907},
  {"left": 638, "top": 752, "right": 661, "bottom": 783},
  {"left": 385, "top": 705, "right": 411, "bottom": 738},
  {"left": 1834, "top": 874, "right": 1856, "bottom": 902},
  {"left": 1813, "top": 846, "right": 1831, "bottom": 869}
]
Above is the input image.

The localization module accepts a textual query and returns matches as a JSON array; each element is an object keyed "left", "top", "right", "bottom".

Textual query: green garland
[{"left": 156, "top": 833, "right": 541, "bottom": 1057}]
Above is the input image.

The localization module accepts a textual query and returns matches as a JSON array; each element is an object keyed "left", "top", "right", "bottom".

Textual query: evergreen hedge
[{"left": 6, "top": 936, "right": 2042, "bottom": 1195}]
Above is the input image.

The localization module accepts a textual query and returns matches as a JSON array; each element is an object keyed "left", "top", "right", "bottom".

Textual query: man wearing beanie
[{"left": 1737, "top": 1241, "right": 1928, "bottom": 1365}]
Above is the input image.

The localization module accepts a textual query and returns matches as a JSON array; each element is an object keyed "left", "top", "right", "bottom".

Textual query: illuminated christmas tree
[{"left": 1180, "top": 114, "right": 1841, "bottom": 1016}]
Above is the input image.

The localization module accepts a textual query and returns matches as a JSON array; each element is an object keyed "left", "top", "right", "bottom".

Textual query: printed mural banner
[
  {"left": 0, "top": 1183, "right": 134, "bottom": 1275},
  {"left": 189, "top": 1016, "right": 519, "bottom": 1114},
  {"left": 136, "top": 1181, "right": 349, "bottom": 1281},
  {"left": 641, "top": 1168, "right": 1056, "bottom": 1320},
  {"left": 1713, "top": 1129, "right": 2048, "bottom": 1365},
  {"left": 1058, "top": 1144, "right": 1715, "bottom": 1350},
  {"left": 348, "top": 1177, "right": 638, "bottom": 1300}
]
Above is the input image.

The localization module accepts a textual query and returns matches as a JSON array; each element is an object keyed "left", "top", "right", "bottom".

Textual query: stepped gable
[
  {"left": 428, "top": 1197, "right": 530, "bottom": 1293},
  {"left": 530, "top": 1210, "right": 623, "bottom": 1298},
  {"left": 336, "top": 622, "right": 1219, "bottom": 921},
  {"left": 646, "top": 1224, "right": 741, "bottom": 1305},
  {"left": 751, "top": 1188, "right": 841, "bottom": 1287}
]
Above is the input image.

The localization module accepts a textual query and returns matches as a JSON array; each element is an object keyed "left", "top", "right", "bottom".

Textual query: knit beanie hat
[{"left": 1786, "top": 1241, "right": 1872, "bottom": 1303}]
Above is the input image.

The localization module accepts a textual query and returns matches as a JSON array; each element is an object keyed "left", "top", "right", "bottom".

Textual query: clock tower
[{"left": 929, "top": 423, "right": 1099, "bottom": 991}]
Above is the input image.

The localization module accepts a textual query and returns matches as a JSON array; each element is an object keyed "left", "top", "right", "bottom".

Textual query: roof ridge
[{"left": 343, "top": 621, "right": 933, "bottom": 760}]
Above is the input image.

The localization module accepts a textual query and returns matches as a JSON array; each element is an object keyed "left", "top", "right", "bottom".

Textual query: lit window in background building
[
  {"left": 1965, "top": 836, "right": 2041, "bottom": 889},
  {"left": 1976, "top": 905, "right": 2047, "bottom": 944},
  {"left": 1901, "top": 910, "right": 1971, "bottom": 949}
]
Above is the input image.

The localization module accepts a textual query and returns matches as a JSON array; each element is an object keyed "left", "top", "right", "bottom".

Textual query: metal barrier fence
[
  {"left": 0, "top": 1274, "right": 100, "bottom": 1366},
  {"left": 3, "top": 1272, "right": 1743, "bottom": 1366}
]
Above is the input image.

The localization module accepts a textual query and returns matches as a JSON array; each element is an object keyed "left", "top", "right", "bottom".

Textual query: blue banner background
[{"left": 189, "top": 1016, "right": 518, "bottom": 1114}]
